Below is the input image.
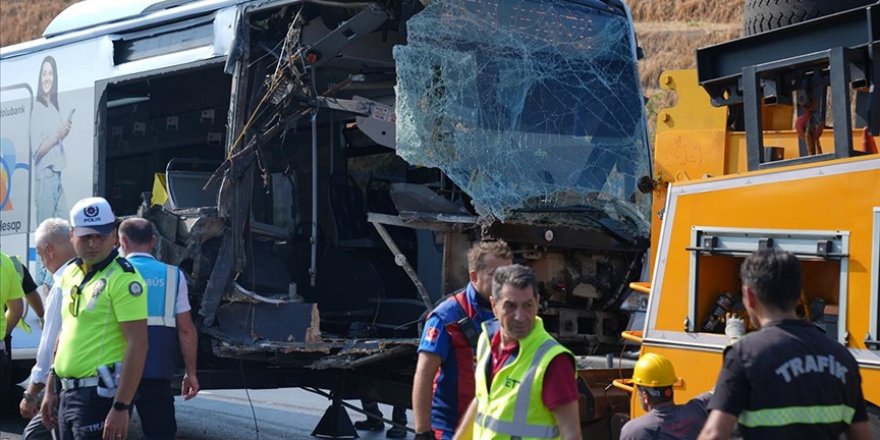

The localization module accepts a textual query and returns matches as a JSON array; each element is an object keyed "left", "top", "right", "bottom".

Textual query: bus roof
[
  {"left": 44, "top": 0, "right": 199, "bottom": 38},
  {"left": 0, "top": 0, "right": 248, "bottom": 59}
]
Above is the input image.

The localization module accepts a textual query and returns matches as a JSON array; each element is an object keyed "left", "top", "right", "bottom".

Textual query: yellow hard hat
[{"left": 632, "top": 353, "right": 677, "bottom": 387}]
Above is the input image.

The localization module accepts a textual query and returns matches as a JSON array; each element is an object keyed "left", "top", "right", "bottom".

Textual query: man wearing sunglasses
[{"left": 40, "top": 197, "right": 148, "bottom": 440}]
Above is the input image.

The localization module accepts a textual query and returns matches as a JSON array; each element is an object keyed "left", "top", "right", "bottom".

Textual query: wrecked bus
[{"left": 1, "top": 0, "right": 649, "bottom": 432}]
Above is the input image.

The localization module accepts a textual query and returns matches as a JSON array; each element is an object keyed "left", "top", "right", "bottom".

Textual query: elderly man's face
[{"left": 491, "top": 283, "right": 538, "bottom": 341}]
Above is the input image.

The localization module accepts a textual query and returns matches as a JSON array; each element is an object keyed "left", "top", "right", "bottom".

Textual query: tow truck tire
[{"left": 744, "top": 0, "right": 878, "bottom": 36}]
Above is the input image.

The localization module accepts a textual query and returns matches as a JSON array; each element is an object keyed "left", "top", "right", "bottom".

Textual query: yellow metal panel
[
  {"left": 861, "top": 368, "right": 880, "bottom": 406},
  {"left": 650, "top": 70, "right": 728, "bottom": 272},
  {"left": 654, "top": 164, "right": 880, "bottom": 341},
  {"left": 655, "top": 70, "right": 727, "bottom": 133}
]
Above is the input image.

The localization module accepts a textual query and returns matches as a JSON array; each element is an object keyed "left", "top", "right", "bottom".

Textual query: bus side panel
[{"left": 1, "top": 38, "right": 106, "bottom": 359}]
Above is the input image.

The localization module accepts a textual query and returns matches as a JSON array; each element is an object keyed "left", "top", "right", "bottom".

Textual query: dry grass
[
  {"left": 637, "top": 23, "right": 742, "bottom": 89},
  {"left": 0, "top": 0, "right": 73, "bottom": 47},
  {"left": 629, "top": 0, "right": 743, "bottom": 24}
]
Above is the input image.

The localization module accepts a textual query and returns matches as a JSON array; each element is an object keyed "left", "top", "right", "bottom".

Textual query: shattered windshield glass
[{"left": 394, "top": 0, "right": 650, "bottom": 231}]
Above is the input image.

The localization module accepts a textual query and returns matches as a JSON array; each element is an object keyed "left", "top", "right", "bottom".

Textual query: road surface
[{"left": 1, "top": 388, "right": 409, "bottom": 440}]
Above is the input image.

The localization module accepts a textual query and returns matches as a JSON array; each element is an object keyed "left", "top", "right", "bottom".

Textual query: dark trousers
[
  {"left": 1, "top": 337, "right": 11, "bottom": 408},
  {"left": 362, "top": 400, "right": 407, "bottom": 424},
  {"left": 23, "top": 410, "right": 56, "bottom": 440},
  {"left": 134, "top": 378, "right": 176, "bottom": 440},
  {"left": 58, "top": 387, "right": 113, "bottom": 440}
]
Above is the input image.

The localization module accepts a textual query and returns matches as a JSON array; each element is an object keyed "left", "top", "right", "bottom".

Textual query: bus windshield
[{"left": 395, "top": 0, "right": 650, "bottom": 230}]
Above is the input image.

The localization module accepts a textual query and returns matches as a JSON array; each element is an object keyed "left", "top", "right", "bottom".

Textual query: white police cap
[{"left": 70, "top": 197, "right": 116, "bottom": 237}]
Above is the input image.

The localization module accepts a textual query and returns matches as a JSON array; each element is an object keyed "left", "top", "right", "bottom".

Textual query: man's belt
[{"left": 59, "top": 376, "right": 100, "bottom": 390}]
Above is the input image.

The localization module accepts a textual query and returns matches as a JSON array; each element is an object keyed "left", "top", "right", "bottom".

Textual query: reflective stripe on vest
[
  {"left": 145, "top": 265, "right": 177, "bottom": 328},
  {"left": 11, "top": 256, "right": 25, "bottom": 278},
  {"left": 511, "top": 340, "right": 557, "bottom": 429},
  {"left": 11, "top": 256, "right": 33, "bottom": 333},
  {"left": 475, "top": 413, "right": 559, "bottom": 439},
  {"left": 738, "top": 404, "right": 856, "bottom": 428},
  {"left": 139, "top": 263, "right": 177, "bottom": 328}
]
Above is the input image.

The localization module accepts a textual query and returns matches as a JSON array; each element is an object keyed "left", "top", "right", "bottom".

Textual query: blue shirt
[{"left": 418, "top": 283, "right": 494, "bottom": 437}]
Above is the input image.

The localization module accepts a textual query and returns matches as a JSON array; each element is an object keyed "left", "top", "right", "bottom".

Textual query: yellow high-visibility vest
[{"left": 473, "top": 317, "right": 574, "bottom": 440}]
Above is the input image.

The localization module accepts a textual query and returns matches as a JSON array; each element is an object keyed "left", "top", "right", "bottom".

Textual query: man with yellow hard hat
[{"left": 620, "top": 353, "right": 712, "bottom": 440}]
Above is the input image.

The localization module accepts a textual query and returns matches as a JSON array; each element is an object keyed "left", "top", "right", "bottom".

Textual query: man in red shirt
[{"left": 454, "top": 264, "right": 581, "bottom": 440}]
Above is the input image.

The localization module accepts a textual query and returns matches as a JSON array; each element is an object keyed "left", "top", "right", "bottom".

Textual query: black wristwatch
[{"left": 112, "top": 401, "right": 131, "bottom": 411}]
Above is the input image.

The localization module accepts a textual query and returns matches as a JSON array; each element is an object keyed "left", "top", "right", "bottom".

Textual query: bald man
[{"left": 119, "top": 218, "right": 199, "bottom": 440}]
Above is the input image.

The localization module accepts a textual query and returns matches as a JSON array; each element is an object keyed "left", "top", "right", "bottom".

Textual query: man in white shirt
[{"left": 20, "top": 218, "right": 76, "bottom": 440}]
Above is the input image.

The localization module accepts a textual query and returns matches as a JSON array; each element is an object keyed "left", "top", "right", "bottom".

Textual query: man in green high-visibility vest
[
  {"left": 699, "top": 248, "right": 870, "bottom": 440},
  {"left": 454, "top": 264, "right": 581, "bottom": 440}
]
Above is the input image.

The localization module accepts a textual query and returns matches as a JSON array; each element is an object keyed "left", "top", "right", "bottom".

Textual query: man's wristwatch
[
  {"left": 414, "top": 431, "right": 434, "bottom": 440},
  {"left": 112, "top": 401, "right": 131, "bottom": 411},
  {"left": 22, "top": 391, "right": 38, "bottom": 403}
]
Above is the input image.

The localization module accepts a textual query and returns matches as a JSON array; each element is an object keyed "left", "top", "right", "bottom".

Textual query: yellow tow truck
[{"left": 616, "top": 1, "right": 880, "bottom": 428}]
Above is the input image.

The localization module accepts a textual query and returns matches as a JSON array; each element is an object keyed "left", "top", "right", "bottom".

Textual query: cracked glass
[{"left": 394, "top": 0, "right": 650, "bottom": 235}]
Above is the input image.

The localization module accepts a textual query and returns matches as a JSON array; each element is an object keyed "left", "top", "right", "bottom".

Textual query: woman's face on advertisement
[{"left": 40, "top": 62, "right": 54, "bottom": 95}]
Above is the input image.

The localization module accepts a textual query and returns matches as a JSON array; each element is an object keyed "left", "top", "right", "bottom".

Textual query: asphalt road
[{"left": 1, "top": 388, "right": 409, "bottom": 440}]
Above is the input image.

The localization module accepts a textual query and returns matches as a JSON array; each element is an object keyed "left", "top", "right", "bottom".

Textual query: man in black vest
[{"left": 699, "top": 248, "right": 870, "bottom": 440}]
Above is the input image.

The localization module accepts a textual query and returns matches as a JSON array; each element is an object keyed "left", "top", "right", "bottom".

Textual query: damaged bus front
[
  {"left": 1, "top": 0, "right": 649, "bottom": 429},
  {"left": 163, "top": 0, "right": 651, "bottom": 415}
]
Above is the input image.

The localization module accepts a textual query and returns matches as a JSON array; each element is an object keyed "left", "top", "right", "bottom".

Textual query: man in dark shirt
[
  {"left": 698, "top": 248, "right": 870, "bottom": 440},
  {"left": 621, "top": 353, "right": 711, "bottom": 440}
]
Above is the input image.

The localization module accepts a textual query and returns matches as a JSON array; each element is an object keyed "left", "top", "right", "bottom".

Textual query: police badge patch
[
  {"left": 87, "top": 279, "right": 108, "bottom": 310},
  {"left": 93, "top": 279, "right": 107, "bottom": 297},
  {"left": 129, "top": 282, "right": 143, "bottom": 296}
]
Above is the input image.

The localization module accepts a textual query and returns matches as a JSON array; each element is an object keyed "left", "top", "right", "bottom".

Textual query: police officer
[
  {"left": 412, "top": 241, "right": 512, "bottom": 440},
  {"left": 118, "top": 218, "right": 200, "bottom": 440},
  {"left": 4, "top": 252, "right": 39, "bottom": 393},
  {"left": 40, "top": 197, "right": 148, "bottom": 440},
  {"left": 621, "top": 353, "right": 712, "bottom": 440},
  {"left": 456, "top": 264, "right": 581, "bottom": 440},
  {"left": 21, "top": 218, "right": 77, "bottom": 440},
  {"left": 699, "top": 248, "right": 871, "bottom": 440},
  {"left": 1, "top": 250, "right": 26, "bottom": 395}
]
